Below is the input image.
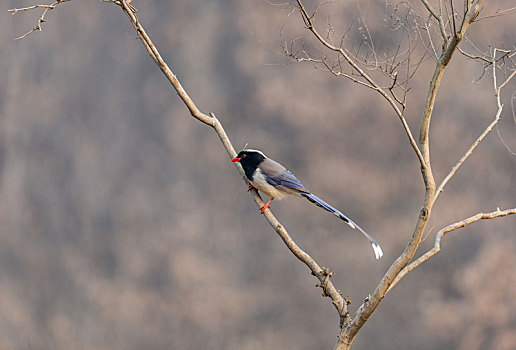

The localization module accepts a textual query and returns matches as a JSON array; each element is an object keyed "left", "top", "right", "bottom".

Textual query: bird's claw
[{"left": 259, "top": 203, "right": 270, "bottom": 214}]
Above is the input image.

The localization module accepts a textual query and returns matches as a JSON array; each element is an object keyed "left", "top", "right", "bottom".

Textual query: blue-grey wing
[
  {"left": 264, "top": 170, "right": 307, "bottom": 192},
  {"left": 258, "top": 158, "right": 307, "bottom": 192},
  {"left": 270, "top": 170, "right": 307, "bottom": 192}
]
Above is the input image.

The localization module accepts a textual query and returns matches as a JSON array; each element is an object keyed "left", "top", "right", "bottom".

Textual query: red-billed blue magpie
[{"left": 231, "top": 149, "right": 383, "bottom": 259}]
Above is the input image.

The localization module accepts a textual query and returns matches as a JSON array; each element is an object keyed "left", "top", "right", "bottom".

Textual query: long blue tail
[{"left": 301, "top": 192, "right": 383, "bottom": 259}]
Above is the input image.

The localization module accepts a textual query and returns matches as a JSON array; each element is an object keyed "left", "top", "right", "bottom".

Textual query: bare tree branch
[
  {"left": 449, "top": 0, "right": 457, "bottom": 35},
  {"left": 435, "top": 48, "right": 516, "bottom": 200},
  {"left": 387, "top": 207, "right": 516, "bottom": 293},
  {"left": 114, "top": 0, "right": 351, "bottom": 321},
  {"left": 9, "top": 4, "right": 56, "bottom": 13},
  {"left": 333, "top": 1, "right": 483, "bottom": 348},
  {"left": 419, "top": 0, "right": 482, "bottom": 170},
  {"left": 294, "top": 0, "right": 426, "bottom": 168},
  {"left": 476, "top": 6, "right": 516, "bottom": 21},
  {"left": 9, "top": 0, "right": 71, "bottom": 40},
  {"left": 420, "top": 0, "right": 448, "bottom": 42},
  {"left": 288, "top": 2, "right": 512, "bottom": 348},
  {"left": 287, "top": 1, "right": 489, "bottom": 348},
  {"left": 457, "top": 46, "right": 492, "bottom": 63}
]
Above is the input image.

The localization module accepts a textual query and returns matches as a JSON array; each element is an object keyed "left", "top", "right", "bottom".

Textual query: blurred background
[{"left": 1, "top": 0, "right": 515, "bottom": 349}]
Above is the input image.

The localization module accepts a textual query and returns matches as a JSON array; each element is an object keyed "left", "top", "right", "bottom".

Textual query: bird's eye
[{"left": 242, "top": 154, "right": 247, "bottom": 158}]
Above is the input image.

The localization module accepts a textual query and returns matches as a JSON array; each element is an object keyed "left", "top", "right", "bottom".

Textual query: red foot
[
  {"left": 248, "top": 185, "right": 255, "bottom": 191},
  {"left": 260, "top": 198, "right": 274, "bottom": 214}
]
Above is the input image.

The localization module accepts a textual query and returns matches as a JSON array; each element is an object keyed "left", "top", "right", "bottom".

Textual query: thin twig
[
  {"left": 435, "top": 49, "right": 516, "bottom": 200},
  {"left": 424, "top": 19, "right": 439, "bottom": 60},
  {"left": 9, "top": 0, "right": 71, "bottom": 40},
  {"left": 357, "top": 3, "right": 378, "bottom": 68},
  {"left": 495, "top": 90, "right": 516, "bottom": 156},
  {"left": 8, "top": 4, "right": 55, "bottom": 13},
  {"left": 476, "top": 6, "right": 516, "bottom": 21},
  {"left": 387, "top": 207, "right": 516, "bottom": 293},
  {"left": 449, "top": 0, "right": 457, "bottom": 35},
  {"left": 295, "top": 0, "right": 426, "bottom": 168},
  {"left": 420, "top": 0, "right": 448, "bottom": 41},
  {"left": 457, "top": 47, "right": 491, "bottom": 63}
]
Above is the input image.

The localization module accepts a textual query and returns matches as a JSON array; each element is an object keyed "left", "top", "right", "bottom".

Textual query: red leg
[
  {"left": 248, "top": 185, "right": 255, "bottom": 191},
  {"left": 260, "top": 198, "right": 274, "bottom": 214}
]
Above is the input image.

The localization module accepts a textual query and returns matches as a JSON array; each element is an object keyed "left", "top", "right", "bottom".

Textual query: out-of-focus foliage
[{"left": 0, "top": 1, "right": 514, "bottom": 349}]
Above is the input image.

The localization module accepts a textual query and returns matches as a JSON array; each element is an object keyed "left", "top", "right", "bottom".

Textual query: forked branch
[
  {"left": 294, "top": 0, "right": 426, "bottom": 168},
  {"left": 420, "top": 0, "right": 448, "bottom": 42},
  {"left": 435, "top": 48, "right": 516, "bottom": 200},
  {"left": 387, "top": 207, "right": 516, "bottom": 292},
  {"left": 9, "top": 0, "right": 71, "bottom": 40}
]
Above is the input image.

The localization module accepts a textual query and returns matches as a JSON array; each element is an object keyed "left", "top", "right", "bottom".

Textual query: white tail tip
[{"left": 372, "top": 243, "right": 383, "bottom": 260}]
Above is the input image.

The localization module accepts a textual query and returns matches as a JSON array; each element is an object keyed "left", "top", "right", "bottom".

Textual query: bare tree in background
[
  {"left": 9, "top": 0, "right": 516, "bottom": 349},
  {"left": 280, "top": 1, "right": 516, "bottom": 347}
]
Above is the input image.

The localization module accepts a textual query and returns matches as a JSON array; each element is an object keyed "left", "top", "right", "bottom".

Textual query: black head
[
  {"left": 231, "top": 149, "right": 267, "bottom": 166},
  {"left": 230, "top": 149, "right": 267, "bottom": 180}
]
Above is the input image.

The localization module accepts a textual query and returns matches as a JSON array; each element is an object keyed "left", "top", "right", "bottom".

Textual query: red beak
[{"left": 230, "top": 157, "right": 241, "bottom": 163}]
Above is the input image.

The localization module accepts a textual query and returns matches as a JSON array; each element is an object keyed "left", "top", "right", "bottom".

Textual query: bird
[{"left": 230, "top": 149, "right": 383, "bottom": 259}]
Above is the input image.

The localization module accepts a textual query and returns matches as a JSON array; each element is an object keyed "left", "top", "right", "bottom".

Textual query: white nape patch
[
  {"left": 242, "top": 149, "right": 267, "bottom": 158},
  {"left": 250, "top": 169, "right": 288, "bottom": 199}
]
